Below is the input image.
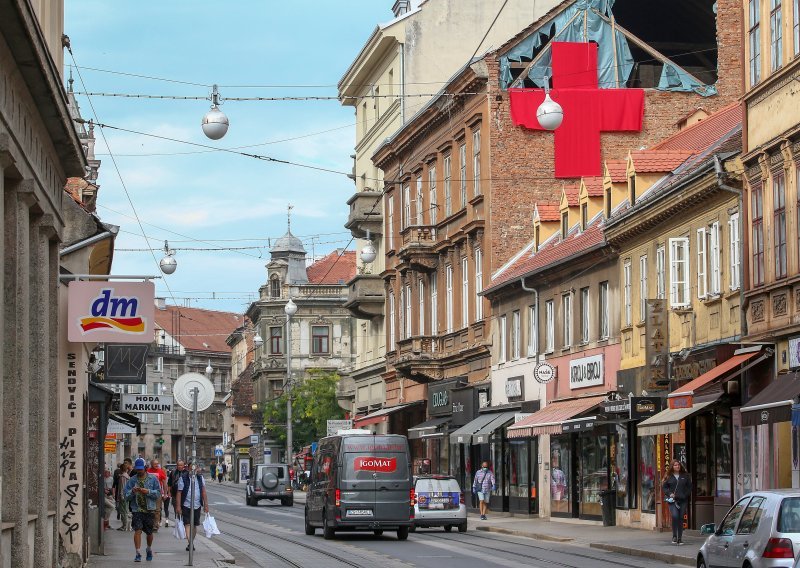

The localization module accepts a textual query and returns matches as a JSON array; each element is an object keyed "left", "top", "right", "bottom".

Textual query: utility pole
[{"left": 284, "top": 298, "right": 297, "bottom": 465}]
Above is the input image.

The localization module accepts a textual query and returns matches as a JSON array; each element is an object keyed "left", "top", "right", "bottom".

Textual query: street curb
[
  {"left": 589, "top": 542, "right": 695, "bottom": 566},
  {"left": 198, "top": 536, "right": 235, "bottom": 564},
  {"left": 475, "top": 526, "right": 573, "bottom": 542}
]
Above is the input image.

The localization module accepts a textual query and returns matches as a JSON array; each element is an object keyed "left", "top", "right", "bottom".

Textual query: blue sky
[{"left": 65, "top": 1, "right": 391, "bottom": 313}]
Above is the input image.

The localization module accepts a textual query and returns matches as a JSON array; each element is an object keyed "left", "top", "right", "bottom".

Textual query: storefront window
[
  {"left": 640, "top": 436, "right": 656, "bottom": 512},
  {"left": 695, "top": 414, "right": 712, "bottom": 497},
  {"left": 492, "top": 440, "right": 506, "bottom": 497},
  {"left": 612, "top": 425, "right": 630, "bottom": 509},
  {"left": 551, "top": 435, "right": 571, "bottom": 515},
  {"left": 509, "top": 441, "right": 529, "bottom": 498},
  {"left": 715, "top": 414, "right": 732, "bottom": 499},
  {"left": 580, "top": 434, "right": 609, "bottom": 518}
]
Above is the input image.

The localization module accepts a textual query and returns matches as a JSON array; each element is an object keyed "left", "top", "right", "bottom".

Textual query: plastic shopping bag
[
  {"left": 174, "top": 522, "right": 186, "bottom": 540},
  {"left": 203, "top": 514, "right": 220, "bottom": 539}
]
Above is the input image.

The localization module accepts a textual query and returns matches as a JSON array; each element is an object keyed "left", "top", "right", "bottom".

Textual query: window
[
  {"left": 730, "top": 213, "right": 741, "bottom": 290},
  {"left": 656, "top": 245, "right": 666, "bottom": 299},
  {"left": 416, "top": 177, "right": 424, "bottom": 225},
  {"left": 387, "top": 195, "right": 395, "bottom": 251},
  {"left": 511, "top": 310, "right": 521, "bottom": 360},
  {"left": 154, "top": 357, "right": 163, "bottom": 372},
  {"left": 312, "top": 326, "right": 330, "bottom": 354},
  {"left": 445, "top": 264, "right": 454, "bottom": 333},
  {"left": 418, "top": 279, "right": 425, "bottom": 335},
  {"left": 443, "top": 154, "right": 452, "bottom": 217},
  {"left": 270, "top": 275, "right": 281, "bottom": 298},
  {"left": 545, "top": 300, "right": 554, "bottom": 352},
  {"left": 472, "top": 129, "right": 481, "bottom": 196},
  {"left": 171, "top": 409, "right": 180, "bottom": 430},
  {"left": 629, "top": 174, "right": 637, "bottom": 205},
  {"left": 774, "top": 173, "right": 787, "bottom": 278},
  {"left": 534, "top": 225, "right": 541, "bottom": 251},
  {"left": 750, "top": 0, "right": 762, "bottom": 85},
  {"left": 737, "top": 496, "right": 767, "bottom": 535},
  {"left": 430, "top": 274, "right": 438, "bottom": 335},
  {"left": 475, "top": 248, "right": 484, "bottom": 320},
  {"left": 777, "top": 497, "right": 800, "bottom": 533},
  {"left": 771, "top": 0, "right": 783, "bottom": 71},
  {"left": 405, "top": 284, "right": 412, "bottom": 338},
  {"left": 580, "top": 287, "right": 590, "bottom": 344},
  {"left": 605, "top": 186, "right": 612, "bottom": 218},
  {"left": 599, "top": 281, "right": 609, "bottom": 339},
  {"left": 697, "top": 228, "right": 707, "bottom": 298},
  {"left": 669, "top": 237, "right": 691, "bottom": 307},
  {"left": 639, "top": 255, "right": 648, "bottom": 320},
  {"left": 623, "top": 260, "right": 632, "bottom": 326},
  {"left": 528, "top": 305, "right": 538, "bottom": 357},
  {"left": 563, "top": 293, "right": 572, "bottom": 348},
  {"left": 389, "top": 291, "right": 396, "bottom": 347},
  {"left": 709, "top": 222, "right": 721, "bottom": 294},
  {"left": 752, "top": 184, "right": 765, "bottom": 286},
  {"left": 152, "top": 381, "right": 163, "bottom": 395},
  {"left": 461, "top": 256, "right": 469, "bottom": 328},
  {"left": 459, "top": 143, "right": 467, "bottom": 208},
  {"left": 403, "top": 185, "right": 411, "bottom": 229},
  {"left": 561, "top": 211, "right": 569, "bottom": 240},
  {"left": 795, "top": 0, "right": 800, "bottom": 55},
  {"left": 498, "top": 315, "right": 507, "bottom": 364},
  {"left": 373, "top": 86, "right": 380, "bottom": 121},
  {"left": 269, "top": 326, "right": 283, "bottom": 355},
  {"left": 361, "top": 102, "right": 368, "bottom": 136},
  {"left": 719, "top": 497, "right": 750, "bottom": 536},
  {"left": 399, "top": 286, "right": 405, "bottom": 340},
  {"left": 429, "top": 166, "right": 438, "bottom": 224},
  {"left": 581, "top": 203, "right": 588, "bottom": 230},
  {"left": 154, "top": 413, "right": 163, "bottom": 425}
]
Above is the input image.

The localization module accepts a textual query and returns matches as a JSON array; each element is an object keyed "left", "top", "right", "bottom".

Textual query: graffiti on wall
[{"left": 60, "top": 353, "right": 80, "bottom": 544}]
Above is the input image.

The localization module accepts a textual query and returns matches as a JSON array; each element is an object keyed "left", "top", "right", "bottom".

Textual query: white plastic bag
[
  {"left": 203, "top": 514, "right": 220, "bottom": 539},
  {"left": 174, "top": 521, "right": 186, "bottom": 540}
]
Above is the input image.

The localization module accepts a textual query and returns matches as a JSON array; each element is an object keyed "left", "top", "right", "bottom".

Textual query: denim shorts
[{"left": 477, "top": 491, "right": 491, "bottom": 503}]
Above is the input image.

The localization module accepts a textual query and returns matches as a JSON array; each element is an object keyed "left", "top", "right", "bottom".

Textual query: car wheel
[
  {"left": 444, "top": 525, "right": 452, "bottom": 532},
  {"left": 458, "top": 522, "right": 467, "bottom": 533},
  {"left": 373, "top": 530, "right": 383, "bottom": 536},
  {"left": 697, "top": 555, "right": 707, "bottom": 568},
  {"left": 323, "top": 511, "right": 335, "bottom": 540},
  {"left": 304, "top": 508, "right": 315, "bottom": 536},
  {"left": 397, "top": 526, "right": 409, "bottom": 541},
  {"left": 281, "top": 497, "right": 293, "bottom": 507}
]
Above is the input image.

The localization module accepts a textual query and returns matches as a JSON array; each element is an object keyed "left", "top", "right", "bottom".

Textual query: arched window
[{"left": 270, "top": 275, "right": 281, "bottom": 298}]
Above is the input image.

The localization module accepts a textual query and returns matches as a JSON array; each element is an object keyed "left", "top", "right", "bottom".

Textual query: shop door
[
  {"left": 578, "top": 434, "right": 608, "bottom": 519},
  {"left": 508, "top": 440, "right": 530, "bottom": 513},
  {"left": 735, "top": 424, "right": 756, "bottom": 498}
]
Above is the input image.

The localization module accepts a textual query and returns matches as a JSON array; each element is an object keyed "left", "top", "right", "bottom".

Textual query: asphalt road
[{"left": 205, "top": 483, "right": 671, "bottom": 568}]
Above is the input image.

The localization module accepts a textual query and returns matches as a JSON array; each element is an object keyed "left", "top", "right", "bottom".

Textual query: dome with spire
[{"left": 271, "top": 229, "right": 305, "bottom": 255}]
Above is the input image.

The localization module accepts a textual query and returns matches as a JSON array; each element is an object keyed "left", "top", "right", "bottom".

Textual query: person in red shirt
[{"left": 146, "top": 459, "right": 168, "bottom": 529}]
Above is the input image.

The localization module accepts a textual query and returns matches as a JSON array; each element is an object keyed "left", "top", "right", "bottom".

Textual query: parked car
[
  {"left": 246, "top": 464, "right": 293, "bottom": 506},
  {"left": 304, "top": 431, "right": 413, "bottom": 540},
  {"left": 412, "top": 475, "right": 467, "bottom": 532},
  {"left": 698, "top": 489, "right": 800, "bottom": 568}
]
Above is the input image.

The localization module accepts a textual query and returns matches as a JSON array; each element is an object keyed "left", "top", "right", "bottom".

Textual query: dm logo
[{"left": 80, "top": 289, "right": 145, "bottom": 334}]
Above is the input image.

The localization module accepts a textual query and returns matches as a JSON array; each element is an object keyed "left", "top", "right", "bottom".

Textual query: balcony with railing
[
  {"left": 397, "top": 225, "right": 438, "bottom": 271},
  {"left": 391, "top": 335, "right": 443, "bottom": 382},
  {"left": 343, "top": 274, "right": 385, "bottom": 319},
  {"left": 345, "top": 190, "right": 383, "bottom": 238}
]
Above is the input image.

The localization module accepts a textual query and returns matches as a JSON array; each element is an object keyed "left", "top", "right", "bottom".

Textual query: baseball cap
[{"left": 133, "top": 458, "right": 146, "bottom": 471}]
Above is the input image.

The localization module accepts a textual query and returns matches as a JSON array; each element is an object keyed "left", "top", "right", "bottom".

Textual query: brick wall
[{"left": 485, "top": 0, "right": 743, "bottom": 272}]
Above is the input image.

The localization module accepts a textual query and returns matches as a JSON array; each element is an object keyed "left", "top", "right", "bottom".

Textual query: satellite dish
[{"left": 174, "top": 372, "right": 215, "bottom": 412}]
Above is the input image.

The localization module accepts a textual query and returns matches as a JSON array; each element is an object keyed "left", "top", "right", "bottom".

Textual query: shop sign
[
  {"left": 429, "top": 382, "right": 454, "bottom": 417},
  {"left": 326, "top": 419, "right": 353, "bottom": 436},
  {"left": 645, "top": 299, "right": 669, "bottom": 391},
  {"left": 451, "top": 387, "right": 475, "bottom": 427},
  {"left": 789, "top": 336, "right": 800, "bottom": 369},
  {"left": 533, "top": 362, "right": 557, "bottom": 384},
  {"left": 601, "top": 399, "right": 630, "bottom": 414},
  {"left": 238, "top": 447, "right": 250, "bottom": 455},
  {"left": 629, "top": 397, "right": 663, "bottom": 419},
  {"left": 561, "top": 417, "right": 597, "bottom": 432},
  {"left": 569, "top": 354, "right": 604, "bottom": 389},
  {"left": 669, "top": 395, "right": 692, "bottom": 409},
  {"left": 67, "top": 281, "right": 155, "bottom": 343},
  {"left": 104, "top": 440, "right": 117, "bottom": 453},
  {"left": 120, "top": 394, "right": 173, "bottom": 414},
  {"left": 505, "top": 376, "right": 524, "bottom": 401},
  {"left": 478, "top": 390, "right": 490, "bottom": 409},
  {"left": 671, "top": 357, "right": 716, "bottom": 383}
]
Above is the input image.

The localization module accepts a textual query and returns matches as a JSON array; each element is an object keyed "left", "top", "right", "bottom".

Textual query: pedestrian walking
[
  {"left": 103, "top": 469, "right": 115, "bottom": 530},
  {"left": 176, "top": 462, "right": 209, "bottom": 552},
  {"left": 222, "top": 462, "right": 227, "bottom": 482},
  {"left": 169, "top": 460, "right": 186, "bottom": 520},
  {"left": 472, "top": 461, "right": 496, "bottom": 520},
  {"left": 123, "top": 458, "right": 162, "bottom": 562},
  {"left": 112, "top": 463, "right": 123, "bottom": 520},
  {"left": 217, "top": 468, "right": 223, "bottom": 484},
  {"left": 662, "top": 460, "right": 692, "bottom": 545},
  {"left": 210, "top": 463, "right": 217, "bottom": 480},
  {"left": 146, "top": 459, "right": 168, "bottom": 529},
  {"left": 117, "top": 462, "right": 132, "bottom": 531}
]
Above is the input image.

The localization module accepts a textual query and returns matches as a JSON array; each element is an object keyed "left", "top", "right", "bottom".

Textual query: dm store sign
[{"left": 68, "top": 281, "right": 155, "bottom": 343}]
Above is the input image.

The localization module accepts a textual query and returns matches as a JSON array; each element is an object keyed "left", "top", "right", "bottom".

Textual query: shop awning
[
  {"left": 472, "top": 411, "right": 518, "bottom": 444},
  {"left": 354, "top": 402, "right": 420, "bottom": 428},
  {"left": 408, "top": 416, "right": 451, "bottom": 440},
  {"left": 669, "top": 350, "right": 765, "bottom": 399},
  {"left": 507, "top": 395, "right": 607, "bottom": 439},
  {"left": 449, "top": 412, "right": 503, "bottom": 444},
  {"left": 109, "top": 412, "right": 141, "bottom": 436},
  {"left": 637, "top": 401, "right": 715, "bottom": 436},
  {"left": 741, "top": 374, "right": 800, "bottom": 427}
]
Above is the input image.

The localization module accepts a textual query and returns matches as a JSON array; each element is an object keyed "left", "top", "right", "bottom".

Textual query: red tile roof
[
  {"left": 488, "top": 222, "right": 605, "bottom": 292},
  {"left": 534, "top": 202, "right": 561, "bottom": 222},
  {"left": 629, "top": 150, "right": 694, "bottom": 173},
  {"left": 652, "top": 103, "right": 742, "bottom": 152},
  {"left": 604, "top": 160, "right": 628, "bottom": 183},
  {"left": 306, "top": 250, "right": 357, "bottom": 285},
  {"left": 563, "top": 185, "right": 579, "bottom": 206},
  {"left": 155, "top": 305, "right": 242, "bottom": 353},
  {"left": 582, "top": 176, "right": 604, "bottom": 197}
]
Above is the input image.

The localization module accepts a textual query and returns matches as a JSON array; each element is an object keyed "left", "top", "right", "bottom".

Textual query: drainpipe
[
  {"left": 714, "top": 154, "right": 746, "bottom": 338},
  {"left": 520, "top": 276, "right": 539, "bottom": 360}
]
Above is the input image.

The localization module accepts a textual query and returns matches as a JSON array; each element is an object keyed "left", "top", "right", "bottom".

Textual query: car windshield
[
  {"left": 416, "top": 478, "right": 460, "bottom": 493},
  {"left": 778, "top": 497, "right": 800, "bottom": 533}
]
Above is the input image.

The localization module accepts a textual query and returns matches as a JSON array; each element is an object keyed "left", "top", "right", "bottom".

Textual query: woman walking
[{"left": 662, "top": 460, "right": 692, "bottom": 545}]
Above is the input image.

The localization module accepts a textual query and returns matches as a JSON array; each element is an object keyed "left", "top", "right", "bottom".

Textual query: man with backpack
[
  {"left": 176, "top": 461, "right": 208, "bottom": 552},
  {"left": 168, "top": 460, "right": 185, "bottom": 521}
]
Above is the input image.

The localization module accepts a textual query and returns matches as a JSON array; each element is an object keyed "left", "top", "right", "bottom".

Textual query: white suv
[{"left": 412, "top": 475, "right": 467, "bottom": 532}]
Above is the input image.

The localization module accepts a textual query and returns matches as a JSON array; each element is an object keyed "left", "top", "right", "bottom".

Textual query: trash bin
[{"left": 600, "top": 489, "right": 616, "bottom": 526}]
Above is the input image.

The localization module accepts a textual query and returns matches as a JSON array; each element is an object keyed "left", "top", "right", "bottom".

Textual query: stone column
[
  {"left": 3, "top": 180, "right": 33, "bottom": 567},
  {"left": 0, "top": 157, "right": 6, "bottom": 568}
]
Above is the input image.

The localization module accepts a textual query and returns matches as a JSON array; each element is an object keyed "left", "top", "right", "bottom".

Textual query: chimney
[
  {"left": 155, "top": 297, "right": 166, "bottom": 310},
  {"left": 392, "top": 0, "right": 411, "bottom": 17}
]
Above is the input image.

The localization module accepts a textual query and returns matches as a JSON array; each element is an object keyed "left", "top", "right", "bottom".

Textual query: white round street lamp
[
  {"left": 159, "top": 240, "right": 177, "bottom": 275},
  {"left": 253, "top": 332, "right": 264, "bottom": 349},
  {"left": 202, "top": 84, "right": 229, "bottom": 140},
  {"left": 205, "top": 359, "right": 213, "bottom": 375},
  {"left": 360, "top": 241, "right": 377, "bottom": 264},
  {"left": 284, "top": 298, "right": 298, "bottom": 317},
  {"left": 536, "top": 76, "right": 563, "bottom": 131}
]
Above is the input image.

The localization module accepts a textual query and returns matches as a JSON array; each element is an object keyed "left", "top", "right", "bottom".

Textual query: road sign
[
  {"left": 214, "top": 448, "right": 223, "bottom": 457},
  {"left": 327, "top": 419, "right": 353, "bottom": 437},
  {"left": 249, "top": 434, "right": 259, "bottom": 445},
  {"left": 223, "top": 431, "right": 229, "bottom": 447},
  {"left": 121, "top": 394, "right": 174, "bottom": 414}
]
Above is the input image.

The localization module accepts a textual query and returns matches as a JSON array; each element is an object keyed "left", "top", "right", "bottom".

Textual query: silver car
[
  {"left": 412, "top": 475, "right": 467, "bottom": 532},
  {"left": 698, "top": 490, "right": 800, "bottom": 568}
]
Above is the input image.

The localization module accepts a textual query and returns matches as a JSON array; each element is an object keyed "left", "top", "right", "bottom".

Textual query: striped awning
[{"left": 507, "top": 395, "right": 607, "bottom": 438}]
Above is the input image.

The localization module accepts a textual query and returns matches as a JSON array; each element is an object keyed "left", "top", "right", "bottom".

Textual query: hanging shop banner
[
  {"left": 630, "top": 397, "right": 663, "bottom": 420},
  {"left": 645, "top": 299, "right": 669, "bottom": 391},
  {"left": 120, "top": 394, "right": 173, "bottom": 414},
  {"left": 505, "top": 376, "right": 524, "bottom": 401},
  {"left": 569, "top": 354, "right": 604, "bottom": 389},
  {"left": 533, "top": 362, "right": 557, "bottom": 384},
  {"left": 68, "top": 281, "right": 155, "bottom": 343},
  {"left": 104, "top": 440, "right": 117, "bottom": 454}
]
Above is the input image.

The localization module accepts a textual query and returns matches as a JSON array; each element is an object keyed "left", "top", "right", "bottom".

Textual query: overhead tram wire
[{"left": 67, "top": 48, "right": 181, "bottom": 307}]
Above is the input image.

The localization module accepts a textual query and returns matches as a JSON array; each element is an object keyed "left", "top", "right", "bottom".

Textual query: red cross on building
[{"left": 509, "top": 42, "right": 645, "bottom": 178}]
